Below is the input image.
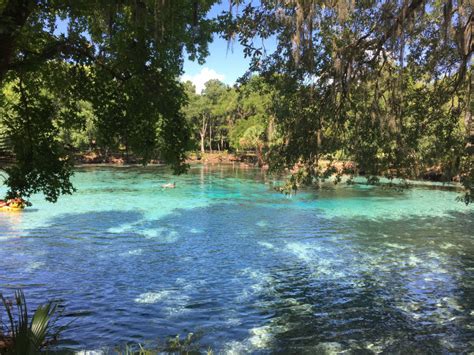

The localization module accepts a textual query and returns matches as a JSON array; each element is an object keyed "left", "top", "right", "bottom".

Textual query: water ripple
[{"left": 0, "top": 165, "right": 472, "bottom": 352}]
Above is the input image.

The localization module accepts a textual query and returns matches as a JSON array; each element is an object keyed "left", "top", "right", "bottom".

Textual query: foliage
[
  {"left": 183, "top": 79, "right": 235, "bottom": 153},
  {"left": 0, "top": 290, "right": 64, "bottom": 354},
  {"left": 182, "top": 75, "right": 277, "bottom": 166},
  {"left": 225, "top": 0, "right": 473, "bottom": 201},
  {"left": 0, "top": 0, "right": 217, "bottom": 201},
  {"left": 1, "top": 0, "right": 472, "bottom": 203},
  {"left": 1, "top": 71, "right": 76, "bottom": 202}
]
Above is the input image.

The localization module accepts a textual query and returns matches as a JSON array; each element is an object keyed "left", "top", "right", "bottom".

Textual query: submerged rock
[{"left": 313, "top": 342, "right": 344, "bottom": 354}]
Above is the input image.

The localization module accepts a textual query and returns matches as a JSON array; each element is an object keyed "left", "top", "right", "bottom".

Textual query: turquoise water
[{"left": 0, "top": 165, "right": 473, "bottom": 353}]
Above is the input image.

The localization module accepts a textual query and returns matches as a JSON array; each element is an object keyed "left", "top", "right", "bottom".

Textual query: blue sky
[
  {"left": 182, "top": 1, "right": 276, "bottom": 92},
  {"left": 182, "top": 34, "right": 252, "bottom": 92}
]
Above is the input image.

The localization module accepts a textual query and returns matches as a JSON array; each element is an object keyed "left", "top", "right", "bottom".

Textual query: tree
[
  {"left": 183, "top": 80, "right": 208, "bottom": 153},
  {"left": 228, "top": 75, "right": 277, "bottom": 165},
  {"left": 202, "top": 79, "right": 229, "bottom": 152},
  {"left": 225, "top": 0, "right": 473, "bottom": 201},
  {"left": 183, "top": 79, "right": 234, "bottom": 154},
  {"left": 232, "top": 116, "right": 266, "bottom": 165},
  {"left": 57, "top": 100, "right": 97, "bottom": 152},
  {"left": 1, "top": 0, "right": 472, "bottom": 203},
  {"left": 0, "top": 0, "right": 217, "bottom": 201}
]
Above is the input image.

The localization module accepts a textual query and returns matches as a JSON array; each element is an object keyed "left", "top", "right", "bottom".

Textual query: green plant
[{"left": 0, "top": 290, "right": 64, "bottom": 354}]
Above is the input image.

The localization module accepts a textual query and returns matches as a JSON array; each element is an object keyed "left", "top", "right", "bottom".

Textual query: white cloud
[{"left": 181, "top": 67, "right": 225, "bottom": 94}]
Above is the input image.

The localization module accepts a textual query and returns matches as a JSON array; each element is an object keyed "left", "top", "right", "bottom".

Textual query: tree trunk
[
  {"left": 256, "top": 144, "right": 264, "bottom": 167},
  {"left": 267, "top": 115, "right": 275, "bottom": 142},
  {"left": 200, "top": 133, "right": 205, "bottom": 153},
  {"left": 466, "top": 71, "right": 473, "bottom": 154},
  {"left": 209, "top": 120, "right": 213, "bottom": 153},
  {"left": 200, "top": 116, "right": 207, "bottom": 153}
]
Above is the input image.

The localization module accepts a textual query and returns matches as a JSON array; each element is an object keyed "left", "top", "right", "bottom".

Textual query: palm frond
[{"left": 0, "top": 289, "right": 65, "bottom": 353}]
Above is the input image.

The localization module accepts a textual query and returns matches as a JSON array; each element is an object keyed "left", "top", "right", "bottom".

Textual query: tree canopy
[
  {"left": 0, "top": 0, "right": 215, "bottom": 201},
  {"left": 0, "top": 0, "right": 472, "bottom": 202},
  {"left": 224, "top": 0, "right": 473, "bottom": 201}
]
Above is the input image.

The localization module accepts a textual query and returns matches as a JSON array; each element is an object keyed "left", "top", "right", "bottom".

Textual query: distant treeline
[
  {"left": 0, "top": 0, "right": 471, "bottom": 202},
  {"left": 1, "top": 72, "right": 470, "bottom": 178}
]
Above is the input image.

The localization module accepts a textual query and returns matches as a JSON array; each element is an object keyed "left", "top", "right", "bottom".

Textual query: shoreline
[
  {"left": 73, "top": 161, "right": 465, "bottom": 192},
  {"left": 74, "top": 151, "right": 262, "bottom": 169},
  {"left": 74, "top": 151, "right": 463, "bottom": 185}
]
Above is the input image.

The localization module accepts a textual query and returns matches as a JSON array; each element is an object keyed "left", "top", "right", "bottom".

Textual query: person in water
[
  {"left": 0, "top": 197, "right": 27, "bottom": 208},
  {"left": 161, "top": 182, "right": 176, "bottom": 189}
]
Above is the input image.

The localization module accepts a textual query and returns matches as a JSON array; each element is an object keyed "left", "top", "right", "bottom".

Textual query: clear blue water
[{"left": 0, "top": 165, "right": 473, "bottom": 353}]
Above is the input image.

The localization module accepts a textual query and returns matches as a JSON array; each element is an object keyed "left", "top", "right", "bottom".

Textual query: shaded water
[{"left": 0, "top": 165, "right": 473, "bottom": 353}]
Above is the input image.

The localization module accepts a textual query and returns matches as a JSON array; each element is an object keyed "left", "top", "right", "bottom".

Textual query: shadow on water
[
  {"left": 136, "top": 204, "right": 474, "bottom": 353},
  {"left": 260, "top": 211, "right": 474, "bottom": 353},
  {"left": 0, "top": 210, "right": 147, "bottom": 348},
  {"left": 1, "top": 201, "right": 473, "bottom": 353}
]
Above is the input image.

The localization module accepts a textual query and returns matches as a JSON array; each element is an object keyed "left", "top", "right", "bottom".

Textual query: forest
[{"left": 0, "top": 0, "right": 472, "bottom": 202}]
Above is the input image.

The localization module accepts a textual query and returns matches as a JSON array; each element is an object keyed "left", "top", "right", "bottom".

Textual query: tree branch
[{"left": 0, "top": 0, "right": 34, "bottom": 82}]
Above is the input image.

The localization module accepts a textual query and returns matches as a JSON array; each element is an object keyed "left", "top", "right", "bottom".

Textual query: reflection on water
[
  {"left": 0, "top": 210, "right": 23, "bottom": 241},
  {"left": 0, "top": 165, "right": 473, "bottom": 353}
]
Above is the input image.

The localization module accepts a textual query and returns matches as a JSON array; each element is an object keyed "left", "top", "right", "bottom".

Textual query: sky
[
  {"left": 182, "top": 1, "right": 276, "bottom": 93},
  {"left": 181, "top": 36, "right": 250, "bottom": 93}
]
